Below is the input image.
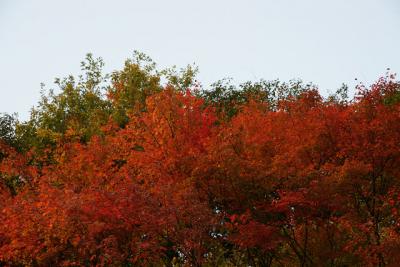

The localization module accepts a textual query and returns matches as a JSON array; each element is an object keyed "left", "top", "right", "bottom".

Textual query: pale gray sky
[{"left": 1, "top": 0, "right": 399, "bottom": 120}]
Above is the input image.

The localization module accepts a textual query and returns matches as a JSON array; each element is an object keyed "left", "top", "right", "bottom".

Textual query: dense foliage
[{"left": 0, "top": 54, "right": 399, "bottom": 266}]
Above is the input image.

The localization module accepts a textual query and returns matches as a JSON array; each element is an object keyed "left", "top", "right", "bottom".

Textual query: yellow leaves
[
  {"left": 36, "top": 128, "right": 62, "bottom": 143},
  {"left": 64, "top": 126, "right": 82, "bottom": 142}
]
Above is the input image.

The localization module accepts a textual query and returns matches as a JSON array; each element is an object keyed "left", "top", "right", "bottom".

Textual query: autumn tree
[
  {"left": 108, "top": 51, "right": 199, "bottom": 127},
  {"left": 1, "top": 52, "right": 399, "bottom": 266}
]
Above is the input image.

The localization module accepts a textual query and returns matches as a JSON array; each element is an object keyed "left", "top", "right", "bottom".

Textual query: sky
[{"left": 1, "top": 0, "right": 399, "bottom": 121}]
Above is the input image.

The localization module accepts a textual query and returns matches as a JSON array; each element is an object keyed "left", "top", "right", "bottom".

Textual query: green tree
[
  {"left": 108, "top": 51, "right": 162, "bottom": 127},
  {"left": 108, "top": 51, "right": 199, "bottom": 127},
  {"left": 0, "top": 113, "right": 17, "bottom": 149},
  {"left": 160, "top": 63, "right": 199, "bottom": 92},
  {"left": 17, "top": 53, "right": 111, "bottom": 150},
  {"left": 200, "top": 78, "right": 317, "bottom": 118}
]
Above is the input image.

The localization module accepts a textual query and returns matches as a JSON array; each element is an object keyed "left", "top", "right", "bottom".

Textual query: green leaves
[{"left": 0, "top": 113, "right": 17, "bottom": 148}]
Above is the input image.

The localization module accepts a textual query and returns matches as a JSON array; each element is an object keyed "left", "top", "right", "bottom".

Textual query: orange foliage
[{"left": 1, "top": 78, "right": 400, "bottom": 266}]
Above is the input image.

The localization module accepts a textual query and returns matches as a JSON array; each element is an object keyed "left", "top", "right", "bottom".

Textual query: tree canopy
[{"left": 0, "top": 54, "right": 399, "bottom": 266}]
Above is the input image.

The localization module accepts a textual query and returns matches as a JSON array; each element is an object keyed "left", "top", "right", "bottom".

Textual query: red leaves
[
  {"left": 230, "top": 220, "right": 279, "bottom": 252},
  {"left": 0, "top": 78, "right": 400, "bottom": 265}
]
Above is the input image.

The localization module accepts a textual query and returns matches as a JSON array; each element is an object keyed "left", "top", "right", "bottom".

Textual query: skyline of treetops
[{"left": 0, "top": 52, "right": 399, "bottom": 266}]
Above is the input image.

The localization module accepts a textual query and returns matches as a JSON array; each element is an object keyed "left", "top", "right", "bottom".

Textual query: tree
[
  {"left": 0, "top": 113, "right": 17, "bottom": 149},
  {"left": 22, "top": 54, "right": 111, "bottom": 147},
  {"left": 1, "top": 52, "right": 400, "bottom": 266},
  {"left": 200, "top": 78, "right": 317, "bottom": 119},
  {"left": 108, "top": 51, "right": 199, "bottom": 127}
]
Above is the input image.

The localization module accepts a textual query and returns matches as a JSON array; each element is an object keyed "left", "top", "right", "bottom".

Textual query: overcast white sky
[{"left": 1, "top": 0, "right": 399, "bottom": 120}]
